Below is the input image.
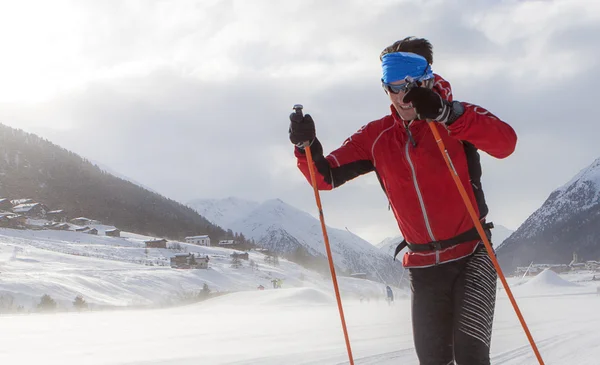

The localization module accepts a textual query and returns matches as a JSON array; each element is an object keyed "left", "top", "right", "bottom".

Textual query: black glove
[
  {"left": 403, "top": 87, "right": 451, "bottom": 123},
  {"left": 289, "top": 112, "right": 316, "bottom": 147}
]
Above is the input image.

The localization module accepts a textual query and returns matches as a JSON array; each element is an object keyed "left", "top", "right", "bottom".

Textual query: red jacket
[{"left": 295, "top": 74, "right": 517, "bottom": 268}]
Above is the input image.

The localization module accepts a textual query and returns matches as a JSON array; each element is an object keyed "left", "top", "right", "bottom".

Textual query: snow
[
  {"left": 1, "top": 227, "right": 600, "bottom": 364},
  {"left": 0, "top": 227, "right": 398, "bottom": 308},
  {"left": 0, "top": 284, "right": 599, "bottom": 364},
  {"left": 522, "top": 269, "right": 579, "bottom": 288}
]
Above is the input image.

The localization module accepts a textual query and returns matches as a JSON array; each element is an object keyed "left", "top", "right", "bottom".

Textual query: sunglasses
[{"left": 381, "top": 81, "right": 413, "bottom": 94}]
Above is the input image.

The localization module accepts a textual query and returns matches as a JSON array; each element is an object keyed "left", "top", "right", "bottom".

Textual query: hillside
[
  {"left": 0, "top": 226, "right": 395, "bottom": 311},
  {"left": 498, "top": 157, "right": 600, "bottom": 273},
  {"left": 188, "top": 197, "right": 405, "bottom": 286},
  {"left": 0, "top": 123, "right": 233, "bottom": 242}
]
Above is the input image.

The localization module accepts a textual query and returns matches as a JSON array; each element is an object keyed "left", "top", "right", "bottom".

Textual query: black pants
[{"left": 409, "top": 245, "right": 497, "bottom": 365}]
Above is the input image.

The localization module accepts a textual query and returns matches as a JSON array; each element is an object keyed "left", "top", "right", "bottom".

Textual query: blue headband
[{"left": 381, "top": 52, "right": 433, "bottom": 84}]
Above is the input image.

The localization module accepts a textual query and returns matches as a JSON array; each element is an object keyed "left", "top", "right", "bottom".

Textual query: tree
[
  {"left": 38, "top": 294, "right": 57, "bottom": 312},
  {"left": 249, "top": 259, "right": 258, "bottom": 271},
  {"left": 231, "top": 256, "right": 242, "bottom": 269},
  {"left": 73, "top": 295, "right": 88, "bottom": 310},
  {"left": 0, "top": 294, "right": 15, "bottom": 313},
  {"left": 199, "top": 283, "right": 211, "bottom": 300}
]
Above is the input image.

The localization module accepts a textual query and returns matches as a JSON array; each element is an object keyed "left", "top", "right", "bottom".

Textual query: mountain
[
  {"left": 497, "top": 157, "right": 600, "bottom": 273},
  {"left": 187, "top": 197, "right": 259, "bottom": 228},
  {"left": 491, "top": 224, "right": 514, "bottom": 248},
  {"left": 376, "top": 235, "right": 403, "bottom": 258},
  {"left": 0, "top": 123, "right": 235, "bottom": 242},
  {"left": 188, "top": 197, "right": 404, "bottom": 286}
]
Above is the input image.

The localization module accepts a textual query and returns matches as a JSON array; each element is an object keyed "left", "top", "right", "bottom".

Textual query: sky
[{"left": 0, "top": 0, "right": 599, "bottom": 245}]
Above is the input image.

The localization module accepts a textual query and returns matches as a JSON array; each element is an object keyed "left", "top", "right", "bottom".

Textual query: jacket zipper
[{"left": 404, "top": 122, "right": 438, "bottom": 262}]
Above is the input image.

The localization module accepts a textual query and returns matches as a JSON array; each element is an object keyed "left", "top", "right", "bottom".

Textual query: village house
[
  {"left": 0, "top": 213, "right": 27, "bottom": 228},
  {"left": 185, "top": 235, "right": 211, "bottom": 246},
  {"left": 0, "top": 198, "right": 12, "bottom": 211},
  {"left": 145, "top": 239, "right": 168, "bottom": 249},
  {"left": 218, "top": 239, "right": 236, "bottom": 247},
  {"left": 46, "top": 210, "right": 67, "bottom": 222},
  {"left": 70, "top": 217, "right": 97, "bottom": 226},
  {"left": 10, "top": 198, "right": 33, "bottom": 206},
  {"left": 170, "top": 253, "right": 209, "bottom": 269},
  {"left": 105, "top": 228, "right": 121, "bottom": 237},
  {"left": 12, "top": 203, "right": 48, "bottom": 218},
  {"left": 51, "top": 223, "right": 70, "bottom": 230},
  {"left": 0, "top": 212, "right": 18, "bottom": 227},
  {"left": 585, "top": 261, "right": 600, "bottom": 271},
  {"left": 74, "top": 226, "right": 98, "bottom": 235}
]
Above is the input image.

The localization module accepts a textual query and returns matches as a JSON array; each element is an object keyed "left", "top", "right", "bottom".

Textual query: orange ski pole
[
  {"left": 293, "top": 104, "right": 355, "bottom": 365},
  {"left": 427, "top": 120, "right": 545, "bottom": 365}
]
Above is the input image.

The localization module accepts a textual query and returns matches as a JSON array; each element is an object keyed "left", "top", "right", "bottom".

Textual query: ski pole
[
  {"left": 427, "top": 120, "right": 545, "bottom": 365},
  {"left": 293, "top": 104, "right": 355, "bottom": 365}
]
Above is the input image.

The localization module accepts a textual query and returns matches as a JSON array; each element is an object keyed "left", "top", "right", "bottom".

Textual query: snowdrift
[
  {"left": 522, "top": 268, "right": 579, "bottom": 289},
  {"left": 197, "top": 287, "right": 335, "bottom": 308}
]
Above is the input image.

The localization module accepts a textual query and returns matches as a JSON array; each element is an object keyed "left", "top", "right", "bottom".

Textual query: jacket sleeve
[
  {"left": 295, "top": 125, "right": 375, "bottom": 190},
  {"left": 447, "top": 103, "right": 517, "bottom": 159}
]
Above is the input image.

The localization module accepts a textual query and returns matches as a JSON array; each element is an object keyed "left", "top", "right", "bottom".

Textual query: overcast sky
[{"left": 1, "top": 0, "right": 599, "bottom": 245}]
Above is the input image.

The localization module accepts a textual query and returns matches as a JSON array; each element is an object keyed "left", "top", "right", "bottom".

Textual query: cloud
[{"left": 0, "top": 0, "right": 598, "bottom": 244}]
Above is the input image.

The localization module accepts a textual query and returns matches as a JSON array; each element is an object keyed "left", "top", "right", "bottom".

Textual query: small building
[
  {"left": 12, "top": 203, "right": 47, "bottom": 218},
  {"left": 170, "top": 253, "right": 209, "bottom": 269},
  {"left": 105, "top": 228, "right": 121, "bottom": 237},
  {"left": 46, "top": 210, "right": 67, "bottom": 222},
  {"left": 185, "top": 235, "right": 211, "bottom": 246},
  {"left": 75, "top": 226, "right": 91, "bottom": 232},
  {"left": 51, "top": 223, "right": 70, "bottom": 230},
  {"left": 0, "top": 198, "right": 12, "bottom": 211},
  {"left": 0, "top": 212, "right": 17, "bottom": 227},
  {"left": 0, "top": 213, "right": 27, "bottom": 228},
  {"left": 86, "top": 228, "right": 98, "bottom": 235},
  {"left": 145, "top": 239, "right": 168, "bottom": 249},
  {"left": 70, "top": 217, "right": 96, "bottom": 226},
  {"left": 231, "top": 252, "right": 249, "bottom": 260},
  {"left": 585, "top": 261, "right": 600, "bottom": 271},
  {"left": 218, "top": 239, "right": 236, "bottom": 247},
  {"left": 10, "top": 198, "right": 34, "bottom": 206}
]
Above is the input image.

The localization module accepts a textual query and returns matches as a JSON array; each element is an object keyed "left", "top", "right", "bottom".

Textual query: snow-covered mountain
[
  {"left": 498, "top": 157, "right": 600, "bottom": 273},
  {"left": 376, "top": 235, "right": 403, "bottom": 257},
  {"left": 188, "top": 197, "right": 404, "bottom": 286},
  {"left": 490, "top": 224, "right": 514, "bottom": 248},
  {"left": 187, "top": 197, "right": 259, "bottom": 228}
]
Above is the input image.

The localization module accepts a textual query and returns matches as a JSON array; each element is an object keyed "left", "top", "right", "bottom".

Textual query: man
[
  {"left": 386, "top": 285, "right": 394, "bottom": 305},
  {"left": 288, "top": 37, "right": 517, "bottom": 364}
]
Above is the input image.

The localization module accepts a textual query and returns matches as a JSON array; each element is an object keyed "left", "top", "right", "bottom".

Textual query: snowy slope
[
  {"left": 189, "top": 197, "right": 404, "bottom": 286},
  {"left": 0, "top": 227, "right": 399, "bottom": 310},
  {"left": 1, "top": 270, "right": 599, "bottom": 364},
  {"left": 498, "top": 157, "right": 600, "bottom": 272}
]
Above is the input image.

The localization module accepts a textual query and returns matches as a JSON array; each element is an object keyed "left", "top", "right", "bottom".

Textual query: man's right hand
[{"left": 289, "top": 112, "right": 316, "bottom": 147}]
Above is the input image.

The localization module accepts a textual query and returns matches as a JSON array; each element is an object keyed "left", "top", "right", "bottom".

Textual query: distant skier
[
  {"left": 386, "top": 285, "right": 394, "bottom": 305},
  {"left": 289, "top": 37, "right": 516, "bottom": 364}
]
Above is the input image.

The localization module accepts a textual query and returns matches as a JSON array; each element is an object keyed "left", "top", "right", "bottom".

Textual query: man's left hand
[{"left": 403, "top": 87, "right": 450, "bottom": 123}]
